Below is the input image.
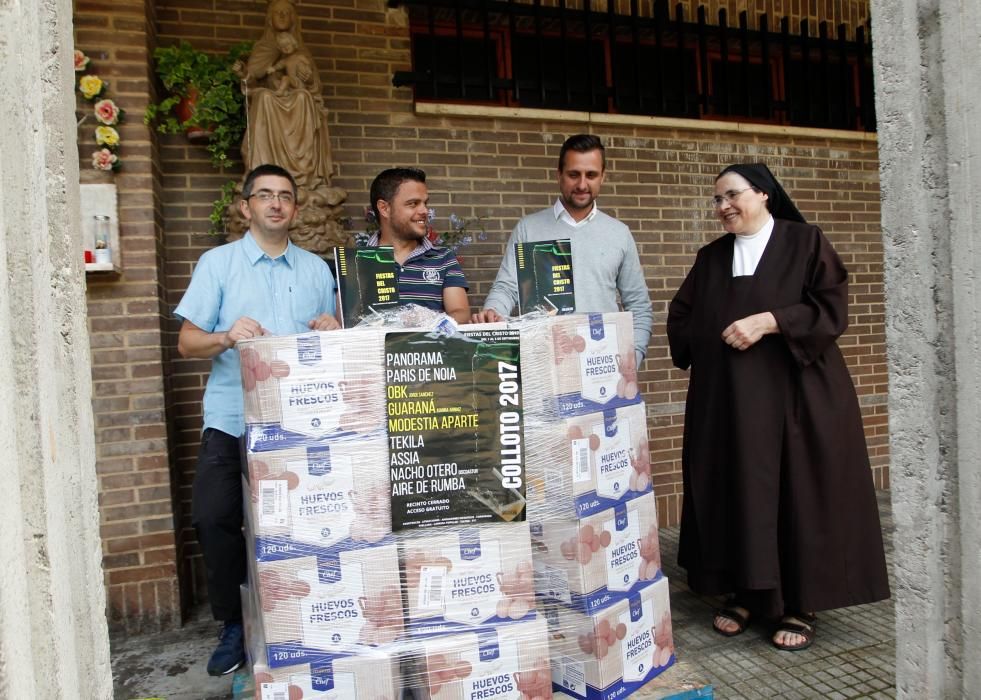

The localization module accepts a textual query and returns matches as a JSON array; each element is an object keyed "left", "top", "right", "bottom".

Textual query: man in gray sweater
[{"left": 472, "top": 134, "right": 653, "bottom": 365}]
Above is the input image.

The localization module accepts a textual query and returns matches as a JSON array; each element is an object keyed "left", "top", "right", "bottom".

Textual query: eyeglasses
[
  {"left": 711, "top": 188, "right": 754, "bottom": 208},
  {"left": 248, "top": 190, "right": 295, "bottom": 205}
]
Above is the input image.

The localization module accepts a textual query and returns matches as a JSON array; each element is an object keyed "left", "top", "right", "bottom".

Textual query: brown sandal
[
  {"left": 772, "top": 613, "right": 816, "bottom": 651},
  {"left": 712, "top": 605, "right": 751, "bottom": 637}
]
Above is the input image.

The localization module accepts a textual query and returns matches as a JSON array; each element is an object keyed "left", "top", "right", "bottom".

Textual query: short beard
[
  {"left": 562, "top": 193, "right": 594, "bottom": 211},
  {"left": 387, "top": 220, "right": 425, "bottom": 242}
]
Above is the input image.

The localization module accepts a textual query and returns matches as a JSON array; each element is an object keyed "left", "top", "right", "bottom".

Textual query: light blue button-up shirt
[{"left": 174, "top": 232, "right": 336, "bottom": 437}]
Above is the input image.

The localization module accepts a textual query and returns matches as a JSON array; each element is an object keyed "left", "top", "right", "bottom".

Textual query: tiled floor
[
  {"left": 111, "top": 492, "right": 896, "bottom": 699},
  {"left": 646, "top": 490, "right": 896, "bottom": 699}
]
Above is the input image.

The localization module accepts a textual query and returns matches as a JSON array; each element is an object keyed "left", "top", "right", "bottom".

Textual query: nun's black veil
[{"left": 718, "top": 163, "right": 807, "bottom": 224}]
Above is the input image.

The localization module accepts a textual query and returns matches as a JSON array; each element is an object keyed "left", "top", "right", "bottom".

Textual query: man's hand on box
[
  {"left": 471, "top": 308, "right": 503, "bottom": 323},
  {"left": 308, "top": 313, "right": 340, "bottom": 331},
  {"left": 225, "top": 316, "right": 266, "bottom": 349}
]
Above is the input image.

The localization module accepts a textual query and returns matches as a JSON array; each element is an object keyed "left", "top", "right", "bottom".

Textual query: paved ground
[
  {"left": 110, "top": 612, "right": 249, "bottom": 700},
  {"left": 651, "top": 490, "right": 896, "bottom": 699},
  {"left": 111, "top": 491, "right": 895, "bottom": 699}
]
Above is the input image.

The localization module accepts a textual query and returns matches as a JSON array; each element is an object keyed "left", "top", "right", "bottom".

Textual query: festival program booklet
[
  {"left": 515, "top": 239, "right": 574, "bottom": 315},
  {"left": 334, "top": 246, "right": 400, "bottom": 327}
]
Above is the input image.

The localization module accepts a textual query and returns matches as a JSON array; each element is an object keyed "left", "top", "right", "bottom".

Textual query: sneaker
[{"left": 206, "top": 621, "right": 245, "bottom": 676}]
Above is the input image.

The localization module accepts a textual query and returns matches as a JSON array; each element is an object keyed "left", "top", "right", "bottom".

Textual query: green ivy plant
[
  {"left": 210, "top": 179, "right": 239, "bottom": 236},
  {"left": 144, "top": 41, "right": 252, "bottom": 234}
]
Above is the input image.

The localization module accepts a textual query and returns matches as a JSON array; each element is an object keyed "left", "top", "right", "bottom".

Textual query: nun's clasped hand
[{"left": 721, "top": 311, "right": 778, "bottom": 351}]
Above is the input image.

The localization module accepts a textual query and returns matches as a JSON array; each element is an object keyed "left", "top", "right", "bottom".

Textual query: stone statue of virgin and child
[{"left": 226, "top": 0, "right": 347, "bottom": 251}]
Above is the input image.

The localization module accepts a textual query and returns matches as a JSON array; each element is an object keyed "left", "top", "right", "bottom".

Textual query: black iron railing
[{"left": 389, "top": 0, "right": 875, "bottom": 132}]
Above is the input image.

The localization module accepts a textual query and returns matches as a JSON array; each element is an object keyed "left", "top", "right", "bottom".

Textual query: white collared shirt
[
  {"left": 732, "top": 216, "right": 775, "bottom": 276},
  {"left": 553, "top": 198, "right": 599, "bottom": 228}
]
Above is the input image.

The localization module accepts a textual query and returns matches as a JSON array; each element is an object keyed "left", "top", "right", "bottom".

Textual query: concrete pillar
[
  {"left": 871, "top": 0, "right": 981, "bottom": 696},
  {"left": 0, "top": 0, "right": 113, "bottom": 698}
]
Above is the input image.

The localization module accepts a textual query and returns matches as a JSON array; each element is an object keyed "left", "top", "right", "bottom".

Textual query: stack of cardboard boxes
[
  {"left": 240, "top": 327, "right": 402, "bottom": 697},
  {"left": 520, "top": 313, "right": 675, "bottom": 700},
  {"left": 238, "top": 324, "right": 551, "bottom": 699},
  {"left": 235, "top": 312, "right": 673, "bottom": 699}
]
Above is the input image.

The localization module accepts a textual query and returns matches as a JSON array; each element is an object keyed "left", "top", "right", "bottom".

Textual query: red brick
[
  {"left": 108, "top": 564, "right": 177, "bottom": 585},
  {"left": 101, "top": 521, "right": 140, "bottom": 539},
  {"left": 102, "top": 470, "right": 169, "bottom": 490},
  {"left": 99, "top": 489, "right": 136, "bottom": 507},
  {"left": 144, "top": 547, "right": 179, "bottom": 565}
]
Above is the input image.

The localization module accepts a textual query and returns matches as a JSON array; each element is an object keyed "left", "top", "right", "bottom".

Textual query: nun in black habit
[{"left": 667, "top": 164, "right": 890, "bottom": 651}]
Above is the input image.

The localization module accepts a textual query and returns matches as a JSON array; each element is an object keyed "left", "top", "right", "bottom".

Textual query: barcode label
[
  {"left": 258, "top": 479, "right": 289, "bottom": 527},
  {"left": 260, "top": 682, "right": 288, "bottom": 700},
  {"left": 548, "top": 566, "right": 572, "bottom": 604},
  {"left": 571, "top": 438, "right": 591, "bottom": 483},
  {"left": 558, "top": 656, "right": 586, "bottom": 695},
  {"left": 417, "top": 565, "right": 447, "bottom": 610}
]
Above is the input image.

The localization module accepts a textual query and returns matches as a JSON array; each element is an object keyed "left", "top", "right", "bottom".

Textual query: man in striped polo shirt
[{"left": 368, "top": 167, "right": 471, "bottom": 323}]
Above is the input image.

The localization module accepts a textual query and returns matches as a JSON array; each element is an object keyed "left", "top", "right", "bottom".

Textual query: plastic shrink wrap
[
  {"left": 236, "top": 309, "right": 673, "bottom": 699},
  {"left": 524, "top": 402, "right": 652, "bottom": 519},
  {"left": 545, "top": 577, "right": 674, "bottom": 700},
  {"left": 517, "top": 312, "right": 641, "bottom": 418},
  {"left": 530, "top": 491, "right": 662, "bottom": 614},
  {"left": 244, "top": 582, "right": 402, "bottom": 699}
]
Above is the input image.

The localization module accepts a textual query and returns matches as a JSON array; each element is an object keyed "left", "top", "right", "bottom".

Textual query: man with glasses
[
  {"left": 174, "top": 163, "right": 339, "bottom": 676},
  {"left": 472, "top": 134, "right": 652, "bottom": 367}
]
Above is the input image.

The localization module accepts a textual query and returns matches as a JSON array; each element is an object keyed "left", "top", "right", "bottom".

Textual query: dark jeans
[{"left": 192, "top": 428, "right": 247, "bottom": 622}]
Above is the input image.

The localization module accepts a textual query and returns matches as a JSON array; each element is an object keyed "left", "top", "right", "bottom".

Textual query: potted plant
[
  {"left": 145, "top": 41, "right": 252, "bottom": 235},
  {"left": 144, "top": 41, "right": 252, "bottom": 168}
]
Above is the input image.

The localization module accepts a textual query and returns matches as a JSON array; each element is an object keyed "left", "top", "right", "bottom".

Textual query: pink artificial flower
[
  {"left": 91, "top": 148, "right": 119, "bottom": 172},
  {"left": 74, "top": 49, "right": 90, "bottom": 72},
  {"left": 93, "top": 99, "right": 121, "bottom": 126}
]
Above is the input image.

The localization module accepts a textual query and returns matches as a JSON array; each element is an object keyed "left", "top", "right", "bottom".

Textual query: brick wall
[
  {"left": 75, "top": 0, "right": 184, "bottom": 632},
  {"left": 93, "top": 0, "right": 885, "bottom": 620}
]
